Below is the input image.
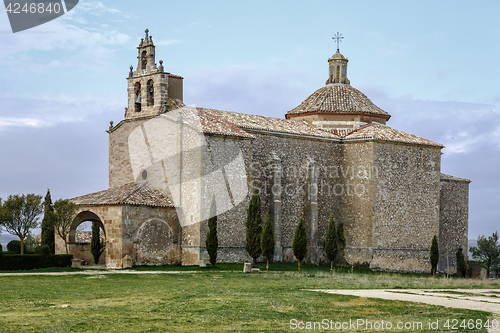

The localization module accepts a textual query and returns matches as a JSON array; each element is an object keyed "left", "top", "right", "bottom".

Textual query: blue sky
[{"left": 0, "top": 0, "right": 499, "bottom": 241}]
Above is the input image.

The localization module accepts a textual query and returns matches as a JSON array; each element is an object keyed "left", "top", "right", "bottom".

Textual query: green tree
[
  {"left": 261, "top": 212, "right": 275, "bottom": 272},
  {"left": 53, "top": 199, "right": 77, "bottom": 254},
  {"left": 205, "top": 196, "right": 218, "bottom": 266},
  {"left": 430, "top": 235, "right": 439, "bottom": 277},
  {"left": 40, "top": 189, "right": 55, "bottom": 254},
  {"left": 456, "top": 247, "right": 466, "bottom": 278},
  {"left": 246, "top": 186, "right": 262, "bottom": 266},
  {"left": 91, "top": 222, "right": 105, "bottom": 264},
  {"left": 323, "top": 214, "right": 338, "bottom": 274},
  {"left": 293, "top": 217, "right": 307, "bottom": 273},
  {"left": 0, "top": 194, "right": 43, "bottom": 254},
  {"left": 470, "top": 232, "right": 500, "bottom": 277}
]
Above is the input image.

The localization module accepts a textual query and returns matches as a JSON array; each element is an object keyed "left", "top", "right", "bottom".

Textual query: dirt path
[{"left": 311, "top": 289, "right": 500, "bottom": 332}]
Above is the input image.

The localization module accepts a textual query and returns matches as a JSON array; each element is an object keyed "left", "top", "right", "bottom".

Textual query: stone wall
[
  {"left": 109, "top": 118, "right": 150, "bottom": 189},
  {"left": 121, "top": 205, "right": 181, "bottom": 266},
  {"left": 194, "top": 134, "right": 254, "bottom": 264},
  {"left": 371, "top": 142, "right": 442, "bottom": 272},
  {"left": 55, "top": 205, "right": 124, "bottom": 269},
  {"left": 249, "top": 131, "right": 342, "bottom": 264},
  {"left": 339, "top": 141, "right": 376, "bottom": 264},
  {"left": 438, "top": 176, "right": 470, "bottom": 274}
]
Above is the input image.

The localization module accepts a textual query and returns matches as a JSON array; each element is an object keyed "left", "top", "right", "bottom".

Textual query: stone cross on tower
[{"left": 332, "top": 32, "right": 343, "bottom": 51}]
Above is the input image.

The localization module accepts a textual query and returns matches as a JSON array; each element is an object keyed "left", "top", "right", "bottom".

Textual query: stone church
[{"left": 56, "top": 30, "right": 470, "bottom": 273}]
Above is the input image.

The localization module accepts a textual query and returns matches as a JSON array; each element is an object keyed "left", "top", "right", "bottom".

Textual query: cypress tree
[
  {"left": 293, "top": 217, "right": 307, "bottom": 273},
  {"left": 456, "top": 247, "right": 466, "bottom": 278},
  {"left": 246, "top": 186, "right": 262, "bottom": 266},
  {"left": 430, "top": 234, "right": 439, "bottom": 277},
  {"left": 40, "top": 189, "right": 55, "bottom": 254},
  {"left": 337, "top": 222, "right": 346, "bottom": 263},
  {"left": 261, "top": 212, "right": 275, "bottom": 272},
  {"left": 205, "top": 196, "right": 218, "bottom": 266},
  {"left": 323, "top": 214, "right": 338, "bottom": 274},
  {"left": 91, "top": 222, "right": 105, "bottom": 264}
]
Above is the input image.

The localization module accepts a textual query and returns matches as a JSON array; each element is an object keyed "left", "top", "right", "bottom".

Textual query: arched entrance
[{"left": 68, "top": 211, "right": 106, "bottom": 265}]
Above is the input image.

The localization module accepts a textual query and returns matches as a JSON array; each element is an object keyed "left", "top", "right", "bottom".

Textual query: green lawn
[{"left": 0, "top": 264, "right": 497, "bottom": 332}]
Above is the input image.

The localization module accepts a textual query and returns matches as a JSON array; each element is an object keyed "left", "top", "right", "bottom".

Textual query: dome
[
  {"left": 330, "top": 50, "right": 347, "bottom": 60},
  {"left": 286, "top": 84, "right": 390, "bottom": 119}
]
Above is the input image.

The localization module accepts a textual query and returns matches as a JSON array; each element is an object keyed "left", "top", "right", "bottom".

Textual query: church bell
[{"left": 135, "top": 95, "right": 142, "bottom": 104}]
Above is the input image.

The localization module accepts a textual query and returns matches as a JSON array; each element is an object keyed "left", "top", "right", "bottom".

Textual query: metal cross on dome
[{"left": 332, "top": 32, "right": 344, "bottom": 51}]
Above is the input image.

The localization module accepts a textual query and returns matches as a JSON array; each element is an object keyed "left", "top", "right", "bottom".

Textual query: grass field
[{"left": 0, "top": 263, "right": 497, "bottom": 332}]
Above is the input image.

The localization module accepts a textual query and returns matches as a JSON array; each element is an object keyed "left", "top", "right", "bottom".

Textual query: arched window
[
  {"left": 336, "top": 66, "right": 340, "bottom": 83},
  {"left": 141, "top": 51, "right": 147, "bottom": 70},
  {"left": 134, "top": 82, "right": 141, "bottom": 112},
  {"left": 329, "top": 65, "right": 333, "bottom": 82},
  {"left": 147, "top": 79, "right": 154, "bottom": 106},
  {"left": 342, "top": 65, "right": 347, "bottom": 84}
]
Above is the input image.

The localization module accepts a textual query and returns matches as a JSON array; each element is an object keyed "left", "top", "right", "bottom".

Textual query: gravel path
[{"left": 311, "top": 289, "right": 500, "bottom": 332}]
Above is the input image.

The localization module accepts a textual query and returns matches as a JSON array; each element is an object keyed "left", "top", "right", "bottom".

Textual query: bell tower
[
  {"left": 326, "top": 32, "right": 349, "bottom": 85},
  {"left": 125, "top": 29, "right": 184, "bottom": 120}
]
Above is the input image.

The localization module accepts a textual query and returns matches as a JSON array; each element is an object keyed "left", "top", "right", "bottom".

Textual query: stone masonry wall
[
  {"left": 438, "top": 178, "right": 470, "bottom": 274},
  {"left": 371, "top": 142, "right": 442, "bottom": 272},
  {"left": 120, "top": 205, "right": 180, "bottom": 266},
  {"left": 249, "top": 131, "right": 342, "bottom": 264},
  {"left": 109, "top": 118, "right": 151, "bottom": 189},
  {"left": 55, "top": 205, "right": 124, "bottom": 269},
  {"left": 196, "top": 134, "right": 254, "bottom": 264},
  {"left": 339, "top": 141, "right": 376, "bottom": 265}
]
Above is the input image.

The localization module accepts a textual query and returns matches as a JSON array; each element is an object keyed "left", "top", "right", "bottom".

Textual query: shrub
[
  {"left": 0, "top": 254, "right": 73, "bottom": 271},
  {"left": 456, "top": 247, "right": 466, "bottom": 278},
  {"left": 430, "top": 235, "right": 439, "bottom": 277},
  {"left": 261, "top": 213, "right": 275, "bottom": 272},
  {"left": 36, "top": 245, "right": 51, "bottom": 256},
  {"left": 323, "top": 214, "right": 337, "bottom": 273},
  {"left": 205, "top": 197, "right": 218, "bottom": 266},
  {"left": 246, "top": 186, "right": 262, "bottom": 266},
  {"left": 292, "top": 217, "right": 307, "bottom": 273},
  {"left": 7, "top": 240, "right": 21, "bottom": 254}
]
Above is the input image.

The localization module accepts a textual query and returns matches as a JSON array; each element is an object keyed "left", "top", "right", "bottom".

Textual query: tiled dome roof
[{"left": 286, "top": 84, "right": 390, "bottom": 119}]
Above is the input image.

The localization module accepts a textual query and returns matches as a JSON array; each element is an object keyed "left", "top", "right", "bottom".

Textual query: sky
[{"left": 0, "top": 0, "right": 499, "bottom": 242}]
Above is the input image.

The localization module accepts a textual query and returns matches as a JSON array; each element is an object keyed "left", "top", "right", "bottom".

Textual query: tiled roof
[
  {"left": 70, "top": 182, "right": 175, "bottom": 208},
  {"left": 201, "top": 108, "right": 341, "bottom": 140},
  {"left": 197, "top": 108, "right": 255, "bottom": 139},
  {"left": 440, "top": 173, "right": 471, "bottom": 183},
  {"left": 343, "top": 122, "right": 443, "bottom": 147},
  {"left": 286, "top": 84, "right": 390, "bottom": 119},
  {"left": 168, "top": 73, "right": 184, "bottom": 79}
]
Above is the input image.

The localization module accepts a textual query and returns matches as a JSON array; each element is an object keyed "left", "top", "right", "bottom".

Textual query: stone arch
[
  {"left": 67, "top": 211, "right": 106, "bottom": 264},
  {"left": 141, "top": 50, "right": 147, "bottom": 70},
  {"left": 134, "top": 82, "right": 142, "bottom": 112},
  {"left": 69, "top": 211, "right": 106, "bottom": 243},
  {"left": 147, "top": 79, "right": 154, "bottom": 106},
  {"left": 134, "top": 218, "right": 177, "bottom": 265}
]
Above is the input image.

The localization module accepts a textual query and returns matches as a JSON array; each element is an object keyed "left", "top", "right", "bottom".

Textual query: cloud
[
  {"left": 0, "top": 118, "right": 46, "bottom": 129},
  {"left": 185, "top": 61, "right": 316, "bottom": 117},
  {"left": 155, "top": 39, "right": 183, "bottom": 46},
  {"left": 361, "top": 87, "right": 500, "bottom": 155}
]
